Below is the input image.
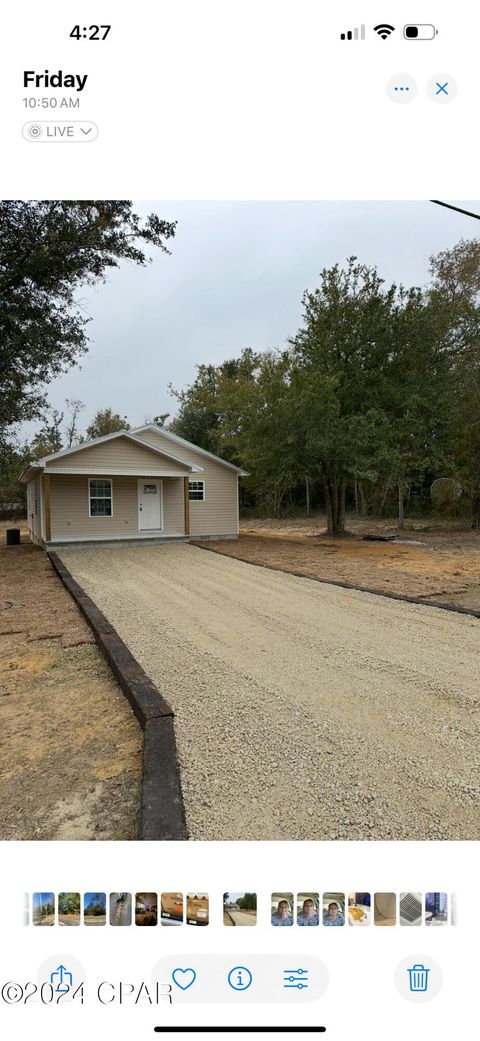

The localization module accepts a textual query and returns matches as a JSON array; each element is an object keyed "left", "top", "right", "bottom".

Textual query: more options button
[
  {"left": 22, "top": 121, "right": 98, "bottom": 142},
  {"left": 386, "top": 73, "right": 417, "bottom": 103}
]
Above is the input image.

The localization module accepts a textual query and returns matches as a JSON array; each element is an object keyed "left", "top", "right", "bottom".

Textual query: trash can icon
[{"left": 408, "top": 964, "right": 430, "bottom": 993}]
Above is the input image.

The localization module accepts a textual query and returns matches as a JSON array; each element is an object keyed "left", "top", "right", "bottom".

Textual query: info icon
[
  {"left": 227, "top": 966, "right": 253, "bottom": 992},
  {"left": 387, "top": 73, "right": 417, "bottom": 103}
]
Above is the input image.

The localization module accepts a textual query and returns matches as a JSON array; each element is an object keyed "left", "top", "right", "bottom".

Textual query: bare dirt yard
[
  {"left": 0, "top": 526, "right": 142, "bottom": 839},
  {"left": 59, "top": 542, "right": 480, "bottom": 843},
  {"left": 203, "top": 514, "right": 480, "bottom": 611}
]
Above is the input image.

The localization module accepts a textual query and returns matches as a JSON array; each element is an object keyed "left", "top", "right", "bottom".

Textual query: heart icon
[{"left": 172, "top": 967, "right": 197, "bottom": 990}]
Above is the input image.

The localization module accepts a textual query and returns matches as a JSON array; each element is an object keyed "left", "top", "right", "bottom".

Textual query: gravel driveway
[{"left": 59, "top": 543, "right": 480, "bottom": 841}]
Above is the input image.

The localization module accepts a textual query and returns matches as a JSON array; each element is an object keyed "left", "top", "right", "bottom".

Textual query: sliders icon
[{"left": 283, "top": 969, "right": 309, "bottom": 990}]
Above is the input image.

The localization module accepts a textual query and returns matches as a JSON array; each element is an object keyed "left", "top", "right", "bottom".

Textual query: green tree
[
  {"left": 0, "top": 436, "right": 30, "bottom": 506},
  {"left": 64, "top": 398, "right": 85, "bottom": 446},
  {"left": 169, "top": 364, "right": 227, "bottom": 453},
  {"left": 427, "top": 239, "right": 480, "bottom": 526},
  {"left": 224, "top": 350, "right": 302, "bottom": 515},
  {"left": 151, "top": 413, "right": 170, "bottom": 428},
  {"left": 85, "top": 893, "right": 105, "bottom": 916},
  {"left": 238, "top": 893, "right": 257, "bottom": 910},
  {"left": 29, "top": 409, "right": 64, "bottom": 458},
  {"left": 85, "top": 407, "right": 129, "bottom": 439},
  {"left": 170, "top": 351, "right": 260, "bottom": 461},
  {"left": 290, "top": 259, "right": 401, "bottom": 534},
  {"left": 0, "top": 200, "right": 176, "bottom": 432},
  {"left": 362, "top": 289, "right": 455, "bottom": 527},
  {"left": 59, "top": 892, "right": 80, "bottom": 915},
  {"left": 169, "top": 242, "right": 480, "bottom": 531}
]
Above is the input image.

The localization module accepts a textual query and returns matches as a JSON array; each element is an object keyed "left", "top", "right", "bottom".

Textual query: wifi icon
[{"left": 374, "top": 23, "right": 395, "bottom": 39}]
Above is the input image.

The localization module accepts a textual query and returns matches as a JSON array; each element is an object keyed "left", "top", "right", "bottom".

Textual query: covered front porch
[{"left": 38, "top": 471, "right": 194, "bottom": 546}]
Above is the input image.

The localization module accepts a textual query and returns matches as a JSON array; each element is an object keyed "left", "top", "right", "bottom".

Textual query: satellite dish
[{"left": 430, "top": 477, "right": 462, "bottom": 505}]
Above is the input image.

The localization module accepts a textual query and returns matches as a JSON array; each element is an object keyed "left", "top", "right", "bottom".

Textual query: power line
[{"left": 431, "top": 200, "right": 480, "bottom": 221}]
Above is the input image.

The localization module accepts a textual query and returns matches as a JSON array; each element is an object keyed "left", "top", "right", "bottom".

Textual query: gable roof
[
  {"left": 132, "top": 425, "right": 249, "bottom": 476},
  {"left": 19, "top": 429, "right": 204, "bottom": 481}
]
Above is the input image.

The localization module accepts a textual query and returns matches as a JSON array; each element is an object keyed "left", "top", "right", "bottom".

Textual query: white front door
[{"left": 138, "top": 479, "right": 162, "bottom": 530}]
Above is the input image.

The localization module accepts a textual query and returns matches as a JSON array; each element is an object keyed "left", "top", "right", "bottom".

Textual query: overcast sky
[{"left": 31, "top": 200, "right": 480, "bottom": 435}]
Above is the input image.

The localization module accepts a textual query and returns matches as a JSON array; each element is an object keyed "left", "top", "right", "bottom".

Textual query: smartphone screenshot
[{"left": 0, "top": 3, "right": 478, "bottom": 1039}]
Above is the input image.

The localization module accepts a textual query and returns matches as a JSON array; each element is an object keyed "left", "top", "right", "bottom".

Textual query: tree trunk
[
  {"left": 323, "top": 475, "right": 346, "bottom": 536},
  {"left": 398, "top": 482, "right": 405, "bottom": 530},
  {"left": 324, "top": 480, "right": 334, "bottom": 535},
  {"left": 337, "top": 477, "right": 346, "bottom": 532},
  {"left": 471, "top": 449, "right": 480, "bottom": 527},
  {"left": 305, "top": 475, "right": 310, "bottom": 517},
  {"left": 273, "top": 484, "right": 285, "bottom": 517},
  {"left": 379, "top": 481, "right": 390, "bottom": 516},
  {"left": 358, "top": 480, "right": 369, "bottom": 518}
]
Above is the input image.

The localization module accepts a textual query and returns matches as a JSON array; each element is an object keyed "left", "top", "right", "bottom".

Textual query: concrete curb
[
  {"left": 193, "top": 541, "right": 480, "bottom": 620},
  {"left": 48, "top": 551, "right": 188, "bottom": 841}
]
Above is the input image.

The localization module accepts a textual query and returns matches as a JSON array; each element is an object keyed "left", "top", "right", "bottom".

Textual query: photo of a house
[
  {"left": 223, "top": 892, "right": 257, "bottom": 926},
  {"left": 20, "top": 426, "right": 246, "bottom": 547},
  {"left": 1, "top": 199, "right": 479, "bottom": 845}
]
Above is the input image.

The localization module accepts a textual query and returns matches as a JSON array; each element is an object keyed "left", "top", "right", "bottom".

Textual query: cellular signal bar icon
[{"left": 340, "top": 24, "right": 366, "bottom": 41}]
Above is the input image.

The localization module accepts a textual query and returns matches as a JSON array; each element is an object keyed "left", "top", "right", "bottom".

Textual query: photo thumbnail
[
  {"left": 373, "top": 893, "right": 397, "bottom": 927},
  {"left": 161, "top": 892, "right": 184, "bottom": 926},
  {"left": 425, "top": 893, "right": 448, "bottom": 925},
  {"left": 58, "top": 892, "right": 81, "bottom": 927},
  {"left": 186, "top": 893, "right": 209, "bottom": 926},
  {"left": 348, "top": 893, "right": 371, "bottom": 926},
  {"left": 271, "top": 893, "right": 294, "bottom": 926},
  {"left": 323, "top": 894, "right": 345, "bottom": 926},
  {"left": 399, "top": 892, "right": 422, "bottom": 927},
  {"left": 32, "top": 893, "right": 55, "bottom": 927},
  {"left": 109, "top": 892, "right": 132, "bottom": 927},
  {"left": 135, "top": 893, "right": 158, "bottom": 927},
  {"left": 84, "top": 893, "right": 107, "bottom": 926},
  {"left": 223, "top": 892, "right": 257, "bottom": 926},
  {"left": 296, "top": 893, "right": 320, "bottom": 926}
]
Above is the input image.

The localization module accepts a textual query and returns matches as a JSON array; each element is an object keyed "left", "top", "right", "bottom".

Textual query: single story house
[{"left": 20, "top": 424, "right": 248, "bottom": 547}]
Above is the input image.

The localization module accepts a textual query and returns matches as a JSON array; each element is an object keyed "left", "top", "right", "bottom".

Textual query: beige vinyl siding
[
  {"left": 136, "top": 429, "right": 239, "bottom": 536},
  {"left": 27, "top": 477, "right": 42, "bottom": 542},
  {"left": 162, "top": 477, "right": 185, "bottom": 532},
  {"left": 49, "top": 475, "right": 185, "bottom": 540},
  {"left": 46, "top": 435, "right": 190, "bottom": 474}
]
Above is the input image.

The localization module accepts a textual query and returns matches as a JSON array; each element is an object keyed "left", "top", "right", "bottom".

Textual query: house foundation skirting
[
  {"left": 44, "top": 533, "right": 238, "bottom": 548},
  {"left": 190, "top": 532, "right": 239, "bottom": 542}
]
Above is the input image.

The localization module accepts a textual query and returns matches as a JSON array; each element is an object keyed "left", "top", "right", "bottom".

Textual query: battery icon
[{"left": 404, "top": 24, "right": 438, "bottom": 39}]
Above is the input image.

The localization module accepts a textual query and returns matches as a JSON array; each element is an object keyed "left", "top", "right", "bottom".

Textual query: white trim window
[
  {"left": 189, "top": 479, "right": 205, "bottom": 502},
  {"left": 89, "top": 478, "right": 113, "bottom": 517}
]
